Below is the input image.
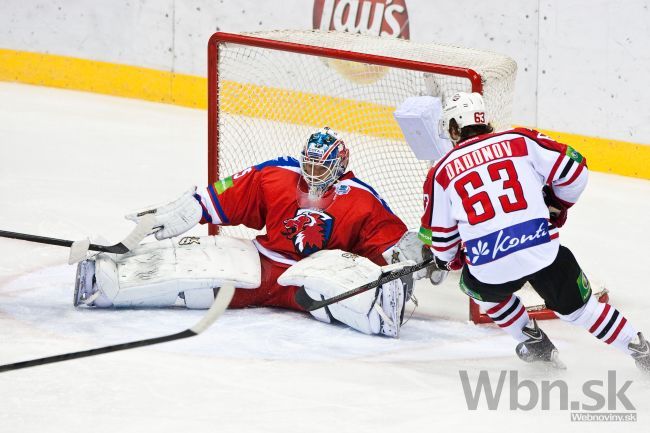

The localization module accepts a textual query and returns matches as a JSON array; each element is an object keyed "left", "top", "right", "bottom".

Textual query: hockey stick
[
  {"left": 294, "top": 259, "right": 435, "bottom": 311},
  {"left": 0, "top": 284, "right": 235, "bottom": 374},
  {"left": 0, "top": 214, "right": 157, "bottom": 264}
]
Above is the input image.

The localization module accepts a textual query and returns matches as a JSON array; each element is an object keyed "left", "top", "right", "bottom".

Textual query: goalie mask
[{"left": 298, "top": 127, "right": 349, "bottom": 207}]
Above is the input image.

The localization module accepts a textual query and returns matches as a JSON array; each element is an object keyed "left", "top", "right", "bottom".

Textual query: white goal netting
[{"left": 210, "top": 30, "right": 517, "bottom": 239}]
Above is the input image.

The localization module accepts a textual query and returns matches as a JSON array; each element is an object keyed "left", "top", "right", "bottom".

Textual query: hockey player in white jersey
[{"left": 418, "top": 92, "right": 649, "bottom": 371}]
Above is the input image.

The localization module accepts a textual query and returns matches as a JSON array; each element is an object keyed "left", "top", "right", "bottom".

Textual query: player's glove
[
  {"left": 433, "top": 245, "right": 466, "bottom": 272},
  {"left": 542, "top": 185, "right": 568, "bottom": 228},
  {"left": 125, "top": 187, "right": 203, "bottom": 240}
]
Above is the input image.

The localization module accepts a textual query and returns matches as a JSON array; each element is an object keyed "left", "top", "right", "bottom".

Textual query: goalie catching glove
[
  {"left": 383, "top": 230, "right": 449, "bottom": 285},
  {"left": 278, "top": 250, "right": 414, "bottom": 338},
  {"left": 125, "top": 187, "right": 203, "bottom": 240}
]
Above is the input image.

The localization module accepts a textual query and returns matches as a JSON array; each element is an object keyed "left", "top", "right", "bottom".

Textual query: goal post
[{"left": 207, "top": 30, "right": 522, "bottom": 323}]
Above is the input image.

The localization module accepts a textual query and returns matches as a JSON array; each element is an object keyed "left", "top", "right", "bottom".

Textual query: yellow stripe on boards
[
  {"left": 534, "top": 128, "right": 650, "bottom": 180},
  {"left": 0, "top": 48, "right": 206, "bottom": 108},
  {"left": 218, "top": 81, "right": 402, "bottom": 140},
  {"left": 171, "top": 72, "right": 206, "bottom": 109},
  {"left": 1, "top": 49, "right": 648, "bottom": 179},
  {"left": 0, "top": 49, "right": 401, "bottom": 137}
]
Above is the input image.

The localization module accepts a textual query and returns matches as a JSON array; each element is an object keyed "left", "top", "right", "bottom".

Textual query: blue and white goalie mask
[{"left": 299, "top": 127, "right": 349, "bottom": 199}]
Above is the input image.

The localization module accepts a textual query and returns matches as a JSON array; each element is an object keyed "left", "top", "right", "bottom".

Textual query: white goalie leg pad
[
  {"left": 91, "top": 235, "right": 260, "bottom": 308},
  {"left": 183, "top": 288, "right": 219, "bottom": 309},
  {"left": 277, "top": 250, "right": 409, "bottom": 337},
  {"left": 307, "top": 306, "right": 332, "bottom": 324}
]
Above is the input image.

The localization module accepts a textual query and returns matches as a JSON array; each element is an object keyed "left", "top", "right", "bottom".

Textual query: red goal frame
[
  {"left": 469, "top": 291, "right": 609, "bottom": 324},
  {"left": 206, "top": 32, "right": 482, "bottom": 237}
]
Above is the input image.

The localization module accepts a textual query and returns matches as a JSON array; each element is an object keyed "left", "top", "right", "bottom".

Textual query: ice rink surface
[{"left": 1, "top": 82, "right": 649, "bottom": 432}]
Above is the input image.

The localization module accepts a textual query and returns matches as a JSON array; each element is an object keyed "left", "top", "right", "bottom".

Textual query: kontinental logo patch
[{"left": 465, "top": 218, "right": 551, "bottom": 266}]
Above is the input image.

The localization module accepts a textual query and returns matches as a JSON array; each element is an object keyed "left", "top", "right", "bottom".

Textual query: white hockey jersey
[{"left": 419, "top": 128, "right": 588, "bottom": 284}]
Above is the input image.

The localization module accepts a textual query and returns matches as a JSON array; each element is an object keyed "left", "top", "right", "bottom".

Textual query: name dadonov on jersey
[
  {"left": 437, "top": 137, "right": 528, "bottom": 188},
  {"left": 465, "top": 218, "right": 551, "bottom": 266}
]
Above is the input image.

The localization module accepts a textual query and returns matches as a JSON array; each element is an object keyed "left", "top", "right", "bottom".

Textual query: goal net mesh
[{"left": 210, "top": 30, "right": 517, "bottom": 240}]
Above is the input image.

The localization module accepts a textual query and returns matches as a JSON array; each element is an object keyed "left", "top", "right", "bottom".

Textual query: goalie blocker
[{"left": 75, "top": 236, "right": 414, "bottom": 338}]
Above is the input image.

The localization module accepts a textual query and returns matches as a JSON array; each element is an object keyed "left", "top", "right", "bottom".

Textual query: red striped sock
[
  {"left": 557, "top": 296, "right": 638, "bottom": 355},
  {"left": 476, "top": 295, "right": 530, "bottom": 342}
]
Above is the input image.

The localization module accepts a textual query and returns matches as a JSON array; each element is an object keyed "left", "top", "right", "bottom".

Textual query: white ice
[{"left": 0, "top": 82, "right": 649, "bottom": 432}]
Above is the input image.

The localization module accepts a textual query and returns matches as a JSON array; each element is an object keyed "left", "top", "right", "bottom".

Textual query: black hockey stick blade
[
  {"left": 295, "top": 259, "right": 435, "bottom": 311},
  {"left": 0, "top": 284, "right": 235, "bottom": 373}
]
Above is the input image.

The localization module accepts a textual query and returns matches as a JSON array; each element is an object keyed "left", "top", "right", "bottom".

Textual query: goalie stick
[
  {"left": 0, "top": 214, "right": 157, "bottom": 264},
  {"left": 0, "top": 284, "right": 235, "bottom": 374},
  {"left": 294, "top": 259, "right": 435, "bottom": 311}
]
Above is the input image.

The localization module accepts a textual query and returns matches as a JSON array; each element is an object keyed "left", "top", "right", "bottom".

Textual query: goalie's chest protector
[
  {"left": 257, "top": 169, "right": 402, "bottom": 264},
  {"left": 204, "top": 157, "right": 406, "bottom": 265}
]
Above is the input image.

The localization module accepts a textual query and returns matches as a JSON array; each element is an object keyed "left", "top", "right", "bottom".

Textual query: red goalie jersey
[{"left": 195, "top": 156, "right": 407, "bottom": 268}]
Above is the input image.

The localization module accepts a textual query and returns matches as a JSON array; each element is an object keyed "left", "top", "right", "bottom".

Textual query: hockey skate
[
  {"left": 515, "top": 320, "right": 566, "bottom": 369},
  {"left": 73, "top": 259, "right": 99, "bottom": 307},
  {"left": 628, "top": 332, "right": 650, "bottom": 373}
]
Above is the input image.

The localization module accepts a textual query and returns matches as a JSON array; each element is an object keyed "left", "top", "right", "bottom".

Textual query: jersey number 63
[{"left": 454, "top": 159, "right": 528, "bottom": 225}]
